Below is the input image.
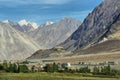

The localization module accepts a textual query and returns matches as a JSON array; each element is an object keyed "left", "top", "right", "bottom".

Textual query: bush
[
  {"left": 101, "top": 65, "right": 111, "bottom": 75},
  {"left": 19, "top": 65, "right": 29, "bottom": 73},
  {"left": 2, "top": 60, "right": 8, "bottom": 71},
  {"left": 78, "top": 66, "right": 91, "bottom": 73},
  {"left": 0, "top": 64, "right": 3, "bottom": 70}
]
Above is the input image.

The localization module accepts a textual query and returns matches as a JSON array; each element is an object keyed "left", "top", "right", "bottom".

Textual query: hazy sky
[{"left": 0, "top": 0, "right": 103, "bottom": 24}]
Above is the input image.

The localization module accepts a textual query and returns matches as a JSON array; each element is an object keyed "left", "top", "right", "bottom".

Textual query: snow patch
[
  {"left": 45, "top": 21, "right": 54, "bottom": 26},
  {"left": 99, "top": 38, "right": 108, "bottom": 43},
  {"left": 18, "top": 19, "right": 39, "bottom": 29},
  {"left": 2, "top": 20, "right": 11, "bottom": 23},
  {"left": 18, "top": 19, "right": 28, "bottom": 26}
]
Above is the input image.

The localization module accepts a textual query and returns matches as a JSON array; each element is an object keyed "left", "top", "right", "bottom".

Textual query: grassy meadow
[{"left": 0, "top": 72, "right": 120, "bottom": 80}]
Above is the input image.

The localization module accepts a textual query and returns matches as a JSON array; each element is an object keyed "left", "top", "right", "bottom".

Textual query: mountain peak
[
  {"left": 62, "top": 17, "right": 80, "bottom": 23},
  {"left": 28, "top": 22, "right": 39, "bottom": 29},
  {"left": 45, "top": 21, "right": 54, "bottom": 26},
  {"left": 18, "top": 19, "right": 39, "bottom": 29},
  {"left": 63, "top": 17, "right": 75, "bottom": 21},
  {"left": 18, "top": 19, "right": 28, "bottom": 26},
  {"left": 2, "top": 20, "right": 12, "bottom": 23},
  {"left": 64, "top": 17, "right": 73, "bottom": 19}
]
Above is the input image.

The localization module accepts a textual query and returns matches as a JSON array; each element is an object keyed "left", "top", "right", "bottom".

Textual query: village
[{"left": 23, "top": 59, "right": 120, "bottom": 72}]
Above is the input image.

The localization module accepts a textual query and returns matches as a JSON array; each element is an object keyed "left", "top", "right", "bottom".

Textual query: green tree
[
  {"left": 13, "top": 63, "right": 18, "bottom": 73},
  {"left": 6, "top": 63, "right": 18, "bottom": 73},
  {"left": 17, "top": 64, "right": 20, "bottom": 73},
  {"left": 0, "top": 64, "right": 3, "bottom": 70},
  {"left": 43, "top": 64, "right": 52, "bottom": 72},
  {"left": 52, "top": 63, "right": 58, "bottom": 72},
  {"left": 93, "top": 66, "right": 100, "bottom": 75},
  {"left": 8, "top": 62, "right": 14, "bottom": 72},
  {"left": 79, "top": 66, "right": 91, "bottom": 73},
  {"left": 101, "top": 65, "right": 111, "bottom": 75},
  {"left": 19, "top": 65, "right": 29, "bottom": 73},
  {"left": 3, "top": 60, "right": 8, "bottom": 72},
  {"left": 31, "top": 65, "right": 35, "bottom": 72},
  {"left": 110, "top": 69, "right": 118, "bottom": 76},
  {"left": 64, "top": 67, "right": 69, "bottom": 72}
]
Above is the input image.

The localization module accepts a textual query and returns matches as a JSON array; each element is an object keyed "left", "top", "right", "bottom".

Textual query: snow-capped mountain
[
  {"left": 2, "top": 20, "right": 12, "bottom": 23},
  {"left": 44, "top": 21, "right": 54, "bottom": 26},
  {"left": 18, "top": 19, "right": 28, "bottom": 26},
  {"left": 2, "top": 19, "right": 39, "bottom": 32},
  {"left": 18, "top": 19, "right": 39, "bottom": 29},
  {"left": 2, "top": 20, "right": 25, "bottom": 32},
  {"left": 29, "top": 22, "right": 39, "bottom": 29},
  {"left": 0, "top": 18, "right": 81, "bottom": 60}
]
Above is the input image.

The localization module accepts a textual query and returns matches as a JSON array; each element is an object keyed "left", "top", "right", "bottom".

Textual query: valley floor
[
  {"left": 56, "top": 52, "right": 120, "bottom": 63},
  {"left": 0, "top": 72, "right": 120, "bottom": 80},
  {"left": 28, "top": 52, "right": 120, "bottom": 71}
]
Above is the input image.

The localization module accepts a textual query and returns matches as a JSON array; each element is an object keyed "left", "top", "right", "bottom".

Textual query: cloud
[
  {"left": 41, "top": 0, "right": 72, "bottom": 4},
  {"left": 0, "top": 0, "right": 103, "bottom": 24},
  {"left": 0, "top": 0, "right": 73, "bottom": 6}
]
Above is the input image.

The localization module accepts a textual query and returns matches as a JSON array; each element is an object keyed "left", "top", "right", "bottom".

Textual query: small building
[
  {"left": 61, "top": 63, "right": 71, "bottom": 67},
  {"left": 108, "top": 61, "right": 117, "bottom": 65},
  {"left": 99, "top": 62, "right": 106, "bottom": 66},
  {"left": 54, "top": 46, "right": 64, "bottom": 50}
]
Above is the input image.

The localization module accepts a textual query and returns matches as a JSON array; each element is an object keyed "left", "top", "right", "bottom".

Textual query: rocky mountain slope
[
  {"left": 61, "top": 0, "right": 120, "bottom": 51},
  {"left": 27, "top": 48, "right": 69, "bottom": 59},
  {"left": 28, "top": 17, "right": 81, "bottom": 49},
  {"left": 74, "top": 39, "right": 120, "bottom": 55},
  {"left": 0, "top": 23, "right": 41, "bottom": 60}
]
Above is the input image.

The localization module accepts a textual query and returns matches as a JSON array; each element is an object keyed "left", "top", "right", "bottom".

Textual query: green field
[{"left": 0, "top": 72, "right": 120, "bottom": 80}]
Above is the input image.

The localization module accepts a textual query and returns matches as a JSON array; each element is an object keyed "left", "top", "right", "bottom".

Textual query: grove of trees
[
  {"left": 0, "top": 61, "right": 120, "bottom": 76},
  {"left": 0, "top": 61, "right": 29, "bottom": 73}
]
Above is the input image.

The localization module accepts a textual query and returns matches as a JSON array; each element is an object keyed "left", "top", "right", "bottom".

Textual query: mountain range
[
  {"left": 3, "top": 19, "right": 39, "bottom": 33},
  {"left": 0, "top": 17, "right": 81, "bottom": 60},
  {"left": 28, "top": 17, "right": 81, "bottom": 49}
]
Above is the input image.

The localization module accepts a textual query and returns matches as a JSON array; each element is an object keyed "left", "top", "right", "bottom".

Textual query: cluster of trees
[
  {"left": 0, "top": 61, "right": 120, "bottom": 76},
  {"left": 0, "top": 61, "right": 29, "bottom": 73},
  {"left": 93, "top": 65, "right": 120, "bottom": 76},
  {"left": 43, "top": 63, "right": 91, "bottom": 73},
  {"left": 43, "top": 63, "right": 120, "bottom": 76},
  {"left": 43, "top": 63, "right": 59, "bottom": 72},
  {"left": 61, "top": 66, "right": 91, "bottom": 73}
]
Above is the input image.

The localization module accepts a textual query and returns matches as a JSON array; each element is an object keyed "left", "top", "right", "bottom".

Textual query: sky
[{"left": 0, "top": 0, "right": 103, "bottom": 24}]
